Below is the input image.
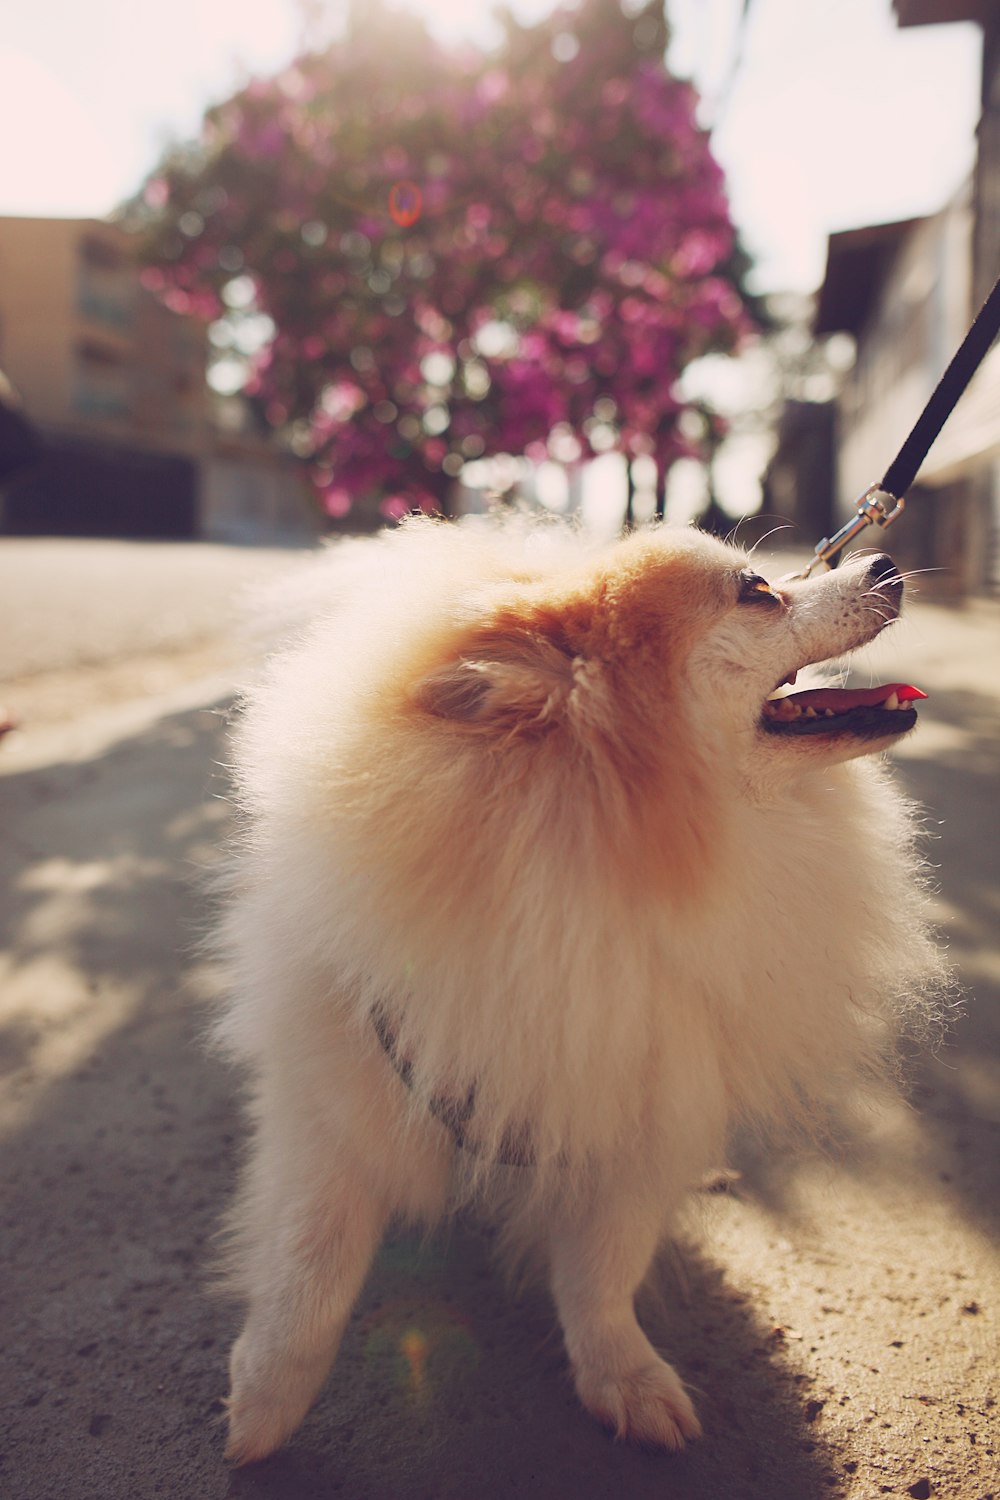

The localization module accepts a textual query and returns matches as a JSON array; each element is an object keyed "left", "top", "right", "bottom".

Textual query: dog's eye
[{"left": 736, "top": 569, "right": 780, "bottom": 605}]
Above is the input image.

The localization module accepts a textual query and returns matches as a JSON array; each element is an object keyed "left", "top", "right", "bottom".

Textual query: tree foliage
[{"left": 135, "top": 0, "right": 753, "bottom": 522}]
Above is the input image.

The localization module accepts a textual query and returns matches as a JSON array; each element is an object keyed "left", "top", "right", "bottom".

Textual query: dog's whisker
[{"left": 745, "top": 523, "right": 795, "bottom": 562}]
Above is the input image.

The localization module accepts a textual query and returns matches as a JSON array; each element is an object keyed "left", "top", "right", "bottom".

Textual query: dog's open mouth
[{"left": 762, "top": 679, "right": 926, "bottom": 738}]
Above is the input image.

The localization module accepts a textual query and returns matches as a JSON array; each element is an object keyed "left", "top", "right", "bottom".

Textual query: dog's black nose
[{"left": 868, "top": 553, "right": 901, "bottom": 587}]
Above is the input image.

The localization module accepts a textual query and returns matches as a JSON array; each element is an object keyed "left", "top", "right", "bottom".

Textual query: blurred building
[
  {"left": 817, "top": 0, "right": 1000, "bottom": 597},
  {"left": 0, "top": 216, "right": 318, "bottom": 543},
  {"left": 895, "top": 0, "right": 999, "bottom": 309},
  {"left": 814, "top": 188, "right": 997, "bottom": 593},
  {"left": 781, "top": 2, "right": 1000, "bottom": 595},
  {"left": 815, "top": 196, "right": 999, "bottom": 594}
]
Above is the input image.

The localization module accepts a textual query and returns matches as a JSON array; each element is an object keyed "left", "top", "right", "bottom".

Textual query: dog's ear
[{"left": 414, "top": 629, "right": 576, "bottom": 735}]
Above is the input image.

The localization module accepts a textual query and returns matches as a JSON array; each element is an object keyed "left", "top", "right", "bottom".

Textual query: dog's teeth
[
  {"left": 804, "top": 706, "right": 817, "bottom": 718},
  {"left": 882, "top": 691, "right": 899, "bottom": 711},
  {"left": 764, "top": 696, "right": 807, "bottom": 719},
  {"left": 824, "top": 709, "right": 835, "bottom": 717}
]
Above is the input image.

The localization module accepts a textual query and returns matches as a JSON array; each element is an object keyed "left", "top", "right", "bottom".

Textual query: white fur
[{"left": 214, "top": 519, "right": 948, "bottom": 1464}]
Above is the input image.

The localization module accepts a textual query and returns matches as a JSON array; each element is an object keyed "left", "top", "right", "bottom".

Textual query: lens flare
[
  {"left": 399, "top": 1327, "right": 429, "bottom": 1394},
  {"left": 389, "top": 180, "right": 423, "bottom": 227},
  {"left": 362, "top": 1299, "right": 480, "bottom": 1406}
]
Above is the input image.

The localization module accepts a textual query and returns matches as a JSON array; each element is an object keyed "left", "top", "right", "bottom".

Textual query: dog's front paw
[
  {"left": 224, "top": 1389, "right": 296, "bottom": 1468},
  {"left": 576, "top": 1357, "right": 703, "bottom": 1451},
  {"left": 223, "top": 1331, "right": 324, "bottom": 1466}
]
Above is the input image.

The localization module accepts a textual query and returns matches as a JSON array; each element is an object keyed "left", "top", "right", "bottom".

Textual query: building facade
[
  {"left": 815, "top": 188, "right": 1000, "bottom": 593},
  {"left": 894, "top": 0, "right": 999, "bottom": 307},
  {"left": 0, "top": 217, "right": 318, "bottom": 543}
]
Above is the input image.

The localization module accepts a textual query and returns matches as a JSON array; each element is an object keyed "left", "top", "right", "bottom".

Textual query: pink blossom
[
  {"left": 322, "top": 487, "right": 353, "bottom": 517},
  {"left": 139, "top": 0, "right": 752, "bottom": 519},
  {"left": 379, "top": 495, "right": 410, "bottom": 521}
]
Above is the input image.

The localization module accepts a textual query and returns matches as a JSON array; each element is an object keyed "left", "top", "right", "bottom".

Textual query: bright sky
[{"left": 0, "top": 0, "right": 981, "bottom": 293}]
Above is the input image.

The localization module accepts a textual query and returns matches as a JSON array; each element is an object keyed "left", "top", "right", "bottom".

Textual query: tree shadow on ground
[
  {"left": 0, "top": 703, "right": 241, "bottom": 1499},
  {"left": 890, "top": 688, "right": 1000, "bottom": 1248},
  {"left": 0, "top": 700, "right": 845, "bottom": 1500}
]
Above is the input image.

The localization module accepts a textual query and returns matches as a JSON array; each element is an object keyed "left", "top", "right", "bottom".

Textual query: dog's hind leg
[
  {"left": 222, "top": 1053, "right": 451, "bottom": 1465},
  {"left": 547, "top": 1176, "right": 702, "bottom": 1451}
]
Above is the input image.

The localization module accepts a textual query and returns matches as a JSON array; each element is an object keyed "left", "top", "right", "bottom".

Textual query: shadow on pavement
[
  {"left": 0, "top": 701, "right": 847, "bottom": 1499},
  {"left": 217, "top": 1220, "right": 845, "bottom": 1500},
  {"left": 893, "top": 683, "right": 1000, "bottom": 1246},
  {"left": 720, "top": 680, "right": 1000, "bottom": 1250},
  {"left": 0, "top": 704, "right": 239, "bottom": 1498}
]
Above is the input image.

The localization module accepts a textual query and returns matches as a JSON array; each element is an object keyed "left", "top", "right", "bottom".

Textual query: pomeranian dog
[{"left": 215, "top": 519, "right": 947, "bottom": 1464}]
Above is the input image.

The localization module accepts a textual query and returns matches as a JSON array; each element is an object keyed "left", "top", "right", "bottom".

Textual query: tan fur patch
[{"left": 386, "top": 532, "right": 733, "bottom": 907}]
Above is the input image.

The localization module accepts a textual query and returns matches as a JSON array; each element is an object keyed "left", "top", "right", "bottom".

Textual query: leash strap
[
  {"left": 790, "top": 273, "right": 1000, "bottom": 578},
  {"left": 372, "top": 1010, "right": 534, "bottom": 1167}
]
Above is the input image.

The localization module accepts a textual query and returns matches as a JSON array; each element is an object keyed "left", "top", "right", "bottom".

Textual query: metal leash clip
[{"left": 785, "top": 484, "right": 905, "bottom": 580}]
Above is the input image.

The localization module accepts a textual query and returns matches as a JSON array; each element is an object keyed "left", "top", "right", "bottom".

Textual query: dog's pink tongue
[{"left": 785, "top": 683, "right": 927, "bottom": 710}]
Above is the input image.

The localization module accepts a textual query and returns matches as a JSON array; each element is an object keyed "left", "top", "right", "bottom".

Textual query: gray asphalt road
[{"left": 1, "top": 540, "right": 998, "bottom": 1499}]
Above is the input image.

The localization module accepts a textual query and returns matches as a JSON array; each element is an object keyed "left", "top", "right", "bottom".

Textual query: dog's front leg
[
  {"left": 223, "top": 1148, "right": 388, "bottom": 1466},
  {"left": 548, "top": 1180, "right": 702, "bottom": 1450},
  {"left": 223, "top": 1046, "right": 451, "bottom": 1465}
]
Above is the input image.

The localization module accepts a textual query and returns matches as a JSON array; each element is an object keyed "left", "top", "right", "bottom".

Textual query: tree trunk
[{"left": 623, "top": 459, "right": 636, "bottom": 532}]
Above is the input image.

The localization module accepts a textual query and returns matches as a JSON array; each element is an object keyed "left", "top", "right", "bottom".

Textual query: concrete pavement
[{"left": 0, "top": 539, "right": 998, "bottom": 1499}]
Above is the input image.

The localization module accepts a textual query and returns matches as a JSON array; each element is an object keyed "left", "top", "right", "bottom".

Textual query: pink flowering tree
[{"left": 133, "top": 0, "right": 753, "bottom": 524}]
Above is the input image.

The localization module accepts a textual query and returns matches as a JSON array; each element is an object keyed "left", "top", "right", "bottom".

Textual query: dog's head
[
  {"left": 681, "top": 541, "right": 923, "bottom": 790},
  {"left": 411, "top": 527, "right": 919, "bottom": 786},
  {"left": 383, "top": 524, "right": 922, "bottom": 900}
]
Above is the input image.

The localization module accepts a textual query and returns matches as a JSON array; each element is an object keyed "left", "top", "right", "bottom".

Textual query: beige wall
[
  {"left": 0, "top": 216, "right": 321, "bottom": 543},
  {"left": 0, "top": 219, "right": 77, "bottom": 423},
  {"left": 0, "top": 216, "right": 208, "bottom": 457},
  {"left": 836, "top": 191, "right": 974, "bottom": 511}
]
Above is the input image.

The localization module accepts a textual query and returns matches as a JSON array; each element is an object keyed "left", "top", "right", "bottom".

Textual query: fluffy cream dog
[{"left": 215, "top": 519, "right": 947, "bottom": 1464}]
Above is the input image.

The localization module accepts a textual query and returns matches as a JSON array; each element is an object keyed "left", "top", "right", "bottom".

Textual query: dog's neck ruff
[{"left": 372, "top": 1010, "right": 534, "bottom": 1168}]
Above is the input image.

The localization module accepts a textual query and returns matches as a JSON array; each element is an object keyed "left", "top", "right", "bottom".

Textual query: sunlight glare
[
  {"left": 393, "top": 0, "right": 552, "bottom": 47},
  {"left": 0, "top": 48, "right": 122, "bottom": 216}
]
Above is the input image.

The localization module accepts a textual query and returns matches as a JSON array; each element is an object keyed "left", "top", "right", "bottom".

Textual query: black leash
[{"left": 789, "top": 273, "right": 1000, "bottom": 578}]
